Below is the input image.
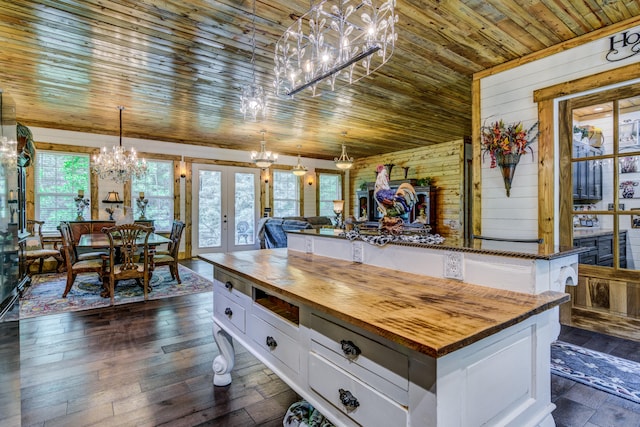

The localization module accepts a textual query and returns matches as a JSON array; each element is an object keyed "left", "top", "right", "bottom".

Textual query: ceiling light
[
  {"left": 239, "top": 0, "right": 267, "bottom": 121},
  {"left": 251, "top": 130, "right": 277, "bottom": 168},
  {"left": 334, "top": 132, "right": 354, "bottom": 169},
  {"left": 92, "top": 106, "right": 147, "bottom": 184},
  {"left": 292, "top": 147, "right": 308, "bottom": 176},
  {"left": 274, "top": 0, "right": 398, "bottom": 98}
]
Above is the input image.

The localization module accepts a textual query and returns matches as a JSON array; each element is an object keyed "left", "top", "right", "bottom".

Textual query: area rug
[
  {"left": 551, "top": 340, "right": 640, "bottom": 404},
  {"left": 19, "top": 265, "right": 213, "bottom": 319}
]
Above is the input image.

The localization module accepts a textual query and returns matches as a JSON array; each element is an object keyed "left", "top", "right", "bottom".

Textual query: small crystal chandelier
[
  {"left": 251, "top": 130, "right": 278, "bottom": 168},
  {"left": 92, "top": 106, "right": 147, "bottom": 184},
  {"left": 292, "top": 146, "right": 308, "bottom": 176},
  {"left": 334, "top": 132, "right": 354, "bottom": 170},
  {"left": 239, "top": 0, "right": 267, "bottom": 121},
  {"left": 274, "top": 0, "right": 398, "bottom": 98},
  {"left": 0, "top": 135, "right": 17, "bottom": 170}
]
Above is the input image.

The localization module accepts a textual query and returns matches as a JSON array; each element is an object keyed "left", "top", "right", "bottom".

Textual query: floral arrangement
[{"left": 481, "top": 120, "right": 539, "bottom": 168}]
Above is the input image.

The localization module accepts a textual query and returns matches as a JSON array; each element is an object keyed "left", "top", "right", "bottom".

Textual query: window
[
  {"left": 566, "top": 86, "right": 640, "bottom": 271},
  {"left": 35, "top": 152, "right": 90, "bottom": 232},
  {"left": 272, "top": 170, "right": 300, "bottom": 217},
  {"left": 131, "top": 160, "right": 174, "bottom": 231},
  {"left": 318, "top": 173, "right": 342, "bottom": 217}
]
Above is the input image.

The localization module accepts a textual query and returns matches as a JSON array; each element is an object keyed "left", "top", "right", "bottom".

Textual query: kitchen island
[{"left": 201, "top": 232, "right": 579, "bottom": 427}]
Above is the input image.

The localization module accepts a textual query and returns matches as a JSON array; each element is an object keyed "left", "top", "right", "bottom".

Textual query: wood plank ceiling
[{"left": 0, "top": 1, "right": 638, "bottom": 160}]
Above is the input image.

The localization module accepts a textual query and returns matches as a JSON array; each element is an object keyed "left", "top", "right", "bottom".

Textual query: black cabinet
[
  {"left": 0, "top": 90, "right": 27, "bottom": 319},
  {"left": 573, "top": 231, "right": 627, "bottom": 268},
  {"left": 572, "top": 141, "right": 602, "bottom": 202}
]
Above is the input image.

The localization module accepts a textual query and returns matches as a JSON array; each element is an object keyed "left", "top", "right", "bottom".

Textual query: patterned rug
[
  {"left": 18, "top": 265, "right": 213, "bottom": 319},
  {"left": 551, "top": 340, "right": 640, "bottom": 404}
]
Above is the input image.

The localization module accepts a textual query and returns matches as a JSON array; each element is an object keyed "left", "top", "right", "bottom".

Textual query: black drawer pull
[
  {"left": 339, "top": 388, "right": 359, "bottom": 412},
  {"left": 224, "top": 307, "right": 232, "bottom": 317},
  {"left": 266, "top": 336, "right": 277, "bottom": 350},
  {"left": 225, "top": 281, "right": 233, "bottom": 290},
  {"left": 340, "top": 340, "right": 361, "bottom": 360}
]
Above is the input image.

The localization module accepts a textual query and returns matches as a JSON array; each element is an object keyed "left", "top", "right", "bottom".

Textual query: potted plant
[{"left": 481, "top": 119, "right": 539, "bottom": 197}]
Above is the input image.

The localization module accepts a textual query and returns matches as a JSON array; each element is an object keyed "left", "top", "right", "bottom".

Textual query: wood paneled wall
[{"left": 348, "top": 140, "right": 465, "bottom": 244}]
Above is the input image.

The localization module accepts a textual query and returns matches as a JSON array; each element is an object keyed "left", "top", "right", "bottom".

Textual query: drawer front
[
  {"left": 214, "top": 290, "right": 246, "bottom": 334},
  {"left": 248, "top": 314, "right": 300, "bottom": 373},
  {"left": 214, "top": 267, "right": 251, "bottom": 296},
  {"left": 309, "top": 352, "right": 407, "bottom": 427},
  {"left": 310, "top": 314, "right": 409, "bottom": 393}
]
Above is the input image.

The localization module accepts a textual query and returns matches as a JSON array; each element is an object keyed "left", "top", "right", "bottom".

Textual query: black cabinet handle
[
  {"left": 266, "top": 336, "right": 277, "bottom": 350},
  {"left": 224, "top": 307, "right": 232, "bottom": 317},
  {"left": 339, "top": 388, "right": 359, "bottom": 412},
  {"left": 225, "top": 281, "right": 233, "bottom": 290},
  {"left": 340, "top": 340, "right": 361, "bottom": 360}
]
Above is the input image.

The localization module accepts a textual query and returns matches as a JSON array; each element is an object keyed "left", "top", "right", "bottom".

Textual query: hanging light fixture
[
  {"left": 239, "top": 0, "right": 267, "bottom": 121},
  {"left": 92, "top": 106, "right": 147, "bottom": 184},
  {"left": 334, "top": 131, "right": 354, "bottom": 170},
  {"left": 251, "top": 130, "right": 278, "bottom": 168},
  {"left": 274, "top": 0, "right": 398, "bottom": 98},
  {"left": 292, "top": 145, "right": 308, "bottom": 176}
]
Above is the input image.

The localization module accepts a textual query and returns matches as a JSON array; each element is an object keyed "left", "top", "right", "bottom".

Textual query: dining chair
[
  {"left": 66, "top": 223, "right": 109, "bottom": 262},
  {"left": 153, "top": 220, "right": 185, "bottom": 284},
  {"left": 102, "top": 223, "right": 154, "bottom": 304},
  {"left": 59, "top": 221, "right": 105, "bottom": 298},
  {"left": 25, "top": 220, "right": 64, "bottom": 275}
]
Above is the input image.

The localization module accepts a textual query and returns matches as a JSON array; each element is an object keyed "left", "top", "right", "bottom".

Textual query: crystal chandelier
[
  {"left": 274, "top": 0, "right": 398, "bottom": 98},
  {"left": 334, "top": 132, "right": 354, "bottom": 169},
  {"left": 92, "top": 106, "right": 147, "bottom": 184},
  {"left": 251, "top": 130, "right": 278, "bottom": 168},
  {"left": 239, "top": 0, "right": 267, "bottom": 121},
  {"left": 292, "top": 146, "right": 308, "bottom": 176},
  {"left": 0, "top": 135, "right": 17, "bottom": 170}
]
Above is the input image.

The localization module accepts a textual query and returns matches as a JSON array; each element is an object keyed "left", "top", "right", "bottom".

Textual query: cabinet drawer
[
  {"left": 309, "top": 313, "right": 409, "bottom": 403},
  {"left": 214, "top": 289, "right": 246, "bottom": 334},
  {"left": 248, "top": 314, "right": 300, "bottom": 373},
  {"left": 597, "top": 236, "right": 613, "bottom": 256},
  {"left": 214, "top": 267, "right": 251, "bottom": 296},
  {"left": 309, "top": 352, "right": 407, "bottom": 427}
]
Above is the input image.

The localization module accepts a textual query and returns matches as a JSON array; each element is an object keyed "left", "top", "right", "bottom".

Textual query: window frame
[
  {"left": 315, "top": 169, "right": 344, "bottom": 217},
  {"left": 561, "top": 83, "right": 640, "bottom": 272},
  {"left": 271, "top": 168, "right": 302, "bottom": 217},
  {"left": 34, "top": 150, "right": 91, "bottom": 232},
  {"left": 130, "top": 158, "right": 175, "bottom": 232}
]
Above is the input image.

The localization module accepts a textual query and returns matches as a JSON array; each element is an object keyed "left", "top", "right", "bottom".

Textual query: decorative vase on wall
[{"left": 496, "top": 152, "right": 521, "bottom": 197}]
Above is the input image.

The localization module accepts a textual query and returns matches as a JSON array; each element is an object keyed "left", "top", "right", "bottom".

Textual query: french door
[{"left": 192, "top": 164, "right": 260, "bottom": 254}]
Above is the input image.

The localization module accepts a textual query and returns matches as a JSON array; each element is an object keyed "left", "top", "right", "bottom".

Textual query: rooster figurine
[{"left": 374, "top": 164, "right": 417, "bottom": 233}]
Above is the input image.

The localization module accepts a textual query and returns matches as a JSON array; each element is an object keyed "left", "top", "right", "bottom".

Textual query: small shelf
[{"left": 254, "top": 288, "right": 299, "bottom": 325}]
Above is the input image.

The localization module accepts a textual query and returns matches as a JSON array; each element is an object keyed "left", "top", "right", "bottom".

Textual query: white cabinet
[{"left": 204, "top": 249, "right": 569, "bottom": 427}]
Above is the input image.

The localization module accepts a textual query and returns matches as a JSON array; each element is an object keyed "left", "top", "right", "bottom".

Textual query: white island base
[{"left": 202, "top": 233, "right": 576, "bottom": 427}]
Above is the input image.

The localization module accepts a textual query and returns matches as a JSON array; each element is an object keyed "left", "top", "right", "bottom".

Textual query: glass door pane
[
  {"left": 193, "top": 165, "right": 259, "bottom": 254},
  {"left": 230, "top": 171, "right": 257, "bottom": 250},
  {"left": 619, "top": 95, "right": 640, "bottom": 270},
  {"left": 197, "top": 169, "right": 222, "bottom": 249}
]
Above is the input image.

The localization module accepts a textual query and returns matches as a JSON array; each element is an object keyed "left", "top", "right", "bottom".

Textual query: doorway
[{"left": 192, "top": 164, "right": 260, "bottom": 254}]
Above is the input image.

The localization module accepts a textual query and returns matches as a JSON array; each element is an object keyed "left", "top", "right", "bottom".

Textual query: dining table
[
  {"left": 77, "top": 232, "right": 172, "bottom": 297},
  {"left": 77, "top": 232, "right": 171, "bottom": 249}
]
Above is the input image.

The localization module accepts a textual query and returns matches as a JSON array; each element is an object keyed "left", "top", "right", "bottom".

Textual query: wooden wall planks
[{"left": 349, "top": 140, "right": 465, "bottom": 243}]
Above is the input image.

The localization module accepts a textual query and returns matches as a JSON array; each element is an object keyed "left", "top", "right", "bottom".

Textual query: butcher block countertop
[{"left": 200, "top": 249, "right": 568, "bottom": 358}]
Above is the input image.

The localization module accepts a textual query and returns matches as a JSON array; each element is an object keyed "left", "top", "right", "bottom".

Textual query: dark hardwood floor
[
  {"left": 19, "top": 259, "right": 298, "bottom": 427},
  {"left": 12, "top": 258, "right": 640, "bottom": 426}
]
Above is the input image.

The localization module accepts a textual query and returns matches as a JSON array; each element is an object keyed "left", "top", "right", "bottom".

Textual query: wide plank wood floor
[
  {"left": 19, "top": 260, "right": 299, "bottom": 426},
  {"left": 12, "top": 258, "right": 640, "bottom": 427}
]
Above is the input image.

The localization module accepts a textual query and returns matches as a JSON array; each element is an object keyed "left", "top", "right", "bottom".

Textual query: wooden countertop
[{"left": 200, "top": 249, "right": 569, "bottom": 358}]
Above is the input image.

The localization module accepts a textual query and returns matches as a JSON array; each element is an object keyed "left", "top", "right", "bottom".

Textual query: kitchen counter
[
  {"left": 201, "top": 249, "right": 567, "bottom": 357},
  {"left": 202, "top": 245, "right": 570, "bottom": 426}
]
